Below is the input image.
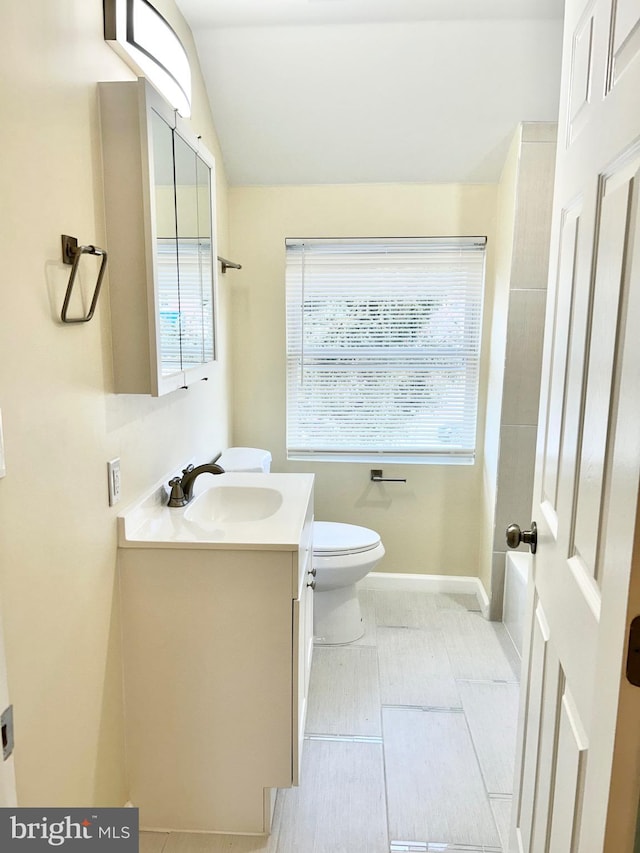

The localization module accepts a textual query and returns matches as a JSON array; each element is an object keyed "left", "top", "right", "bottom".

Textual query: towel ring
[{"left": 61, "top": 234, "right": 108, "bottom": 324}]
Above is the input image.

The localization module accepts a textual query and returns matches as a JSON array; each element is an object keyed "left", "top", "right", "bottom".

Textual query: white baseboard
[
  {"left": 476, "top": 577, "right": 491, "bottom": 619},
  {"left": 359, "top": 571, "right": 490, "bottom": 617}
]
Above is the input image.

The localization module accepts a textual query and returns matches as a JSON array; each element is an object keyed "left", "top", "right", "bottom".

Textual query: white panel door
[{"left": 511, "top": 0, "right": 640, "bottom": 850}]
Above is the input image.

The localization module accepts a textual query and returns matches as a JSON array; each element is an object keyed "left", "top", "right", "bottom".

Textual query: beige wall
[
  {"left": 0, "top": 1, "right": 230, "bottom": 805},
  {"left": 229, "top": 184, "right": 497, "bottom": 576}
]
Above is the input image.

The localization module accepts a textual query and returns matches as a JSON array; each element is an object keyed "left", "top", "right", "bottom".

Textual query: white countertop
[{"left": 118, "top": 472, "right": 314, "bottom": 550}]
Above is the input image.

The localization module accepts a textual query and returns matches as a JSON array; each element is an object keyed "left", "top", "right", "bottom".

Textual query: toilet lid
[{"left": 313, "top": 521, "right": 381, "bottom": 556}]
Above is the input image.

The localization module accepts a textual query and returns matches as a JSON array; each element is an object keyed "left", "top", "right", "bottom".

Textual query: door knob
[{"left": 506, "top": 521, "right": 537, "bottom": 554}]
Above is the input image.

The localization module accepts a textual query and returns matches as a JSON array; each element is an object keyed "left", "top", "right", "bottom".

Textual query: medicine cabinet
[{"left": 99, "top": 78, "right": 217, "bottom": 396}]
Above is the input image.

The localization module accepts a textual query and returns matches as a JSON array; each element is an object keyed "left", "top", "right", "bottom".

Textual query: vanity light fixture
[{"left": 103, "top": 0, "right": 192, "bottom": 117}]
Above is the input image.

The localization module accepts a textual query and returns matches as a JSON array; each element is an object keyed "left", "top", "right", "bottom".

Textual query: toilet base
[{"left": 313, "top": 584, "right": 364, "bottom": 645}]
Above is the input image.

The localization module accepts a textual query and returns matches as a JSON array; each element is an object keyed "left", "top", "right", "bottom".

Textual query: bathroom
[{"left": 3, "top": 0, "right": 639, "bottom": 850}]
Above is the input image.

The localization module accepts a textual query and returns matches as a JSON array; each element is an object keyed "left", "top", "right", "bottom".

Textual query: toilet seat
[{"left": 313, "top": 521, "right": 381, "bottom": 557}]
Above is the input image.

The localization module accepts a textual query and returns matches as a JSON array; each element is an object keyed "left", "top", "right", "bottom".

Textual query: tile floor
[{"left": 140, "top": 588, "right": 522, "bottom": 853}]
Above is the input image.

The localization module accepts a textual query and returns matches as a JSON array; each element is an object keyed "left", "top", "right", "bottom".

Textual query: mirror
[
  {"left": 152, "top": 111, "right": 215, "bottom": 378},
  {"left": 152, "top": 109, "right": 181, "bottom": 378},
  {"left": 196, "top": 153, "right": 214, "bottom": 364}
]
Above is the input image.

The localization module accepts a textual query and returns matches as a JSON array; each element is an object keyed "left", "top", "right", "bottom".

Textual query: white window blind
[
  {"left": 285, "top": 237, "right": 486, "bottom": 463},
  {"left": 157, "top": 238, "right": 214, "bottom": 375}
]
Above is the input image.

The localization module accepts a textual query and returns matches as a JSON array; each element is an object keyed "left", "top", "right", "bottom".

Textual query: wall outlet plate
[{"left": 108, "top": 458, "right": 121, "bottom": 506}]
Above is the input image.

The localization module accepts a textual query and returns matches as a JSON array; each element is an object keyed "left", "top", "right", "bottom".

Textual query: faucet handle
[
  {"left": 167, "top": 477, "right": 187, "bottom": 507},
  {"left": 182, "top": 464, "right": 194, "bottom": 475}
]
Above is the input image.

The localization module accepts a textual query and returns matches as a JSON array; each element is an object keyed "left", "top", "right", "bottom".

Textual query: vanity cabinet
[
  {"left": 118, "top": 483, "right": 314, "bottom": 834},
  {"left": 99, "top": 78, "right": 217, "bottom": 396}
]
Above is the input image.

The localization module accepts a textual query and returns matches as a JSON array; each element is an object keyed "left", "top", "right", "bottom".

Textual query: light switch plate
[
  {"left": 108, "top": 458, "right": 121, "bottom": 506},
  {"left": 1, "top": 705, "right": 14, "bottom": 760},
  {"left": 0, "top": 410, "right": 6, "bottom": 478}
]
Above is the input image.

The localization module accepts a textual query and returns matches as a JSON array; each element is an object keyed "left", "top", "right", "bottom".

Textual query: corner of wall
[
  {"left": 478, "top": 127, "right": 523, "bottom": 599},
  {"left": 481, "top": 121, "right": 557, "bottom": 619}
]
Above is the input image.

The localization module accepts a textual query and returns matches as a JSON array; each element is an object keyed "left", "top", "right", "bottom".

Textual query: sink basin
[
  {"left": 118, "top": 471, "right": 314, "bottom": 549},
  {"left": 185, "top": 485, "right": 283, "bottom": 524}
]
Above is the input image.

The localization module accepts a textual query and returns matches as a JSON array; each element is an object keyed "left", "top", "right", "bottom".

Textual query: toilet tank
[{"left": 218, "top": 447, "right": 272, "bottom": 473}]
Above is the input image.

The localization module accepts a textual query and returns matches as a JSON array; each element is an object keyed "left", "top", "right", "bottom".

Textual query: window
[{"left": 285, "top": 237, "right": 486, "bottom": 464}]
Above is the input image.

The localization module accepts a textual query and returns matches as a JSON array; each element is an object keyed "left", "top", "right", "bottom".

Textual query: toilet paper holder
[{"left": 370, "top": 469, "right": 407, "bottom": 483}]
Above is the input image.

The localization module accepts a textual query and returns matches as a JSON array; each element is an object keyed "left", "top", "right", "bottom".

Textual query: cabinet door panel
[
  {"left": 175, "top": 132, "right": 202, "bottom": 369},
  {"left": 196, "top": 154, "right": 215, "bottom": 363},
  {"left": 151, "top": 110, "right": 182, "bottom": 380},
  {"left": 292, "top": 566, "right": 314, "bottom": 786}
]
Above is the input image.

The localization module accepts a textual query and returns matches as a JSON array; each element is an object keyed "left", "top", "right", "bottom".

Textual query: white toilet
[
  {"left": 311, "top": 520, "right": 385, "bottom": 643},
  {"left": 217, "top": 448, "right": 385, "bottom": 644}
]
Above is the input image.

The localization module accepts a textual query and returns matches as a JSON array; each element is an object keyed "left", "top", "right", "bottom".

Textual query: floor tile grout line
[
  {"left": 458, "top": 689, "right": 507, "bottom": 849},
  {"left": 382, "top": 703, "right": 464, "bottom": 713},
  {"left": 368, "top": 589, "right": 404, "bottom": 852},
  {"left": 460, "top": 693, "right": 490, "bottom": 779},
  {"left": 372, "top": 592, "right": 394, "bottom": 852},
  {"left": 432, "top": 601, "right": 462, "bottom": 696},
  {"left": 305, "top": 732, "right": 384, "bottom": 743},
  {"left": 269, "top": 788, "right": 284, "bottom": 853},
  {"left": 390, "top": 843, "right": 503, "bottom": 853}
]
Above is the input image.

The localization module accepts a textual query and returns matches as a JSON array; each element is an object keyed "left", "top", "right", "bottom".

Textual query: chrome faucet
[{"left": 167, "top": 462, "right": 225, "bottom": 507}]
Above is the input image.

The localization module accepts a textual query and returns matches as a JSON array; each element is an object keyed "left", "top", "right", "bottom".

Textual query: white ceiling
[
  {"left": 175, "top": 0, "right": 565, "bottom": 185},
  {"left": 177, "top": 0, "right": 565, "bottom": 27}
]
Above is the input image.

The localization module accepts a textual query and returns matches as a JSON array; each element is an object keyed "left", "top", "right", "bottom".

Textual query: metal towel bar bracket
[
  {"left": 61, "top": 234, "right": 108, "bottom": 324},
  {"left": 217, "top": 255, "right": 242, "bottom": 274},
  {"left": 370, "top": 469, "right": 407, "bottom": 483}
]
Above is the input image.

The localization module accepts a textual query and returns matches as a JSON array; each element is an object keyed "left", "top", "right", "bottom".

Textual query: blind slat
[{"left": 157, "top": 238, "right": 214, "bottom": 372}]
